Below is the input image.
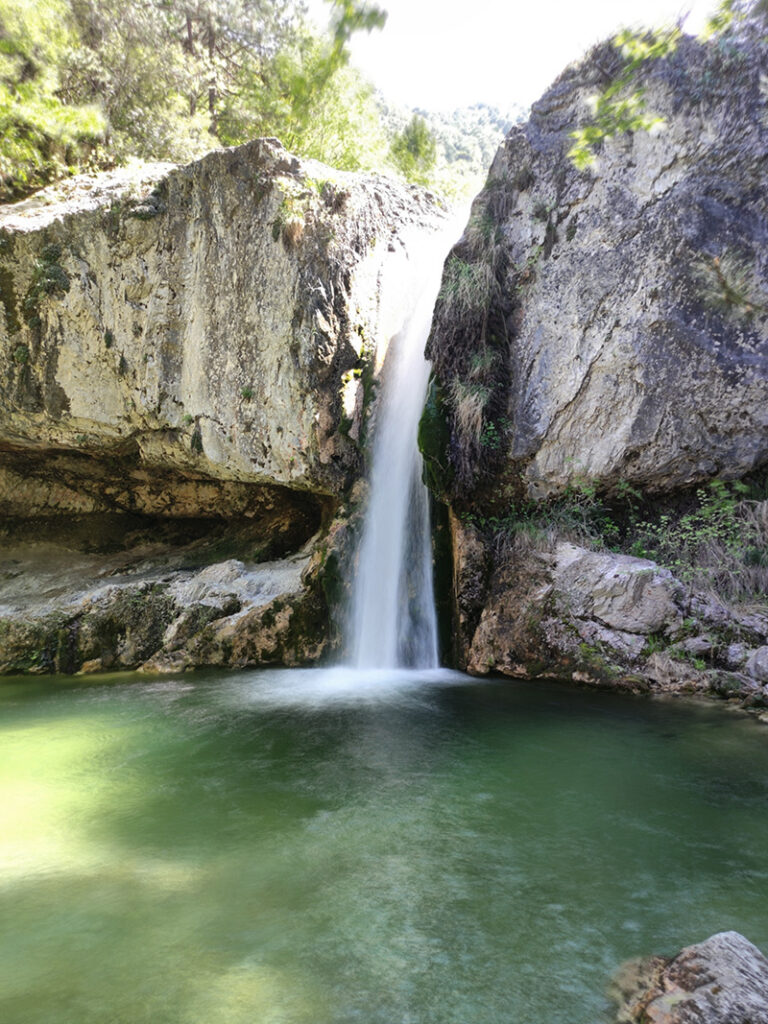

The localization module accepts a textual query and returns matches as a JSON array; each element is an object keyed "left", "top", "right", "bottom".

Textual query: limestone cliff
[
  {"left": 0, "top": 139, "right": 444, "bottom": 674},
  {"left": 425, "top": 13, "right": 768, "bottom": 713},
  {"left": 0, "top": 137, "right": 442, "bottom": 514},
  {"left": 428, "top": 23, "right": 768, "bottom": 500}
]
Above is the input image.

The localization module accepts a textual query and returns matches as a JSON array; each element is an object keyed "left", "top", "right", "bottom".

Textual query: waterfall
[{"left": 349, "top": 215, "right": 464, "bottom": 670}]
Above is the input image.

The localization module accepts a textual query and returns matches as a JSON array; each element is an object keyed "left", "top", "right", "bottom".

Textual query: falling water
[{"left": 349, "top": 215, "right": 464, "bottom": 669}]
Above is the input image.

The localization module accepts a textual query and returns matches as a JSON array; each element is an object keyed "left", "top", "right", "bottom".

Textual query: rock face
[
  {"left": 0, "top": 138, "right": 443, "bottom": 515},
  {"left": 427, "top": 25, "right": 768, "bottom": 500},
  {"left": 0, "top": 140, "right": 443, "bottom": 674},
  {"left": 423, "top": 14, "right": 768, "bottom": 711},
  {"left": 0, "top": 515, "right": 337, "bottom": 674},
  {"left": 450, "top": 516, "right": 768, "bottom": 710},
  {"left": 610, "top": 931, "right": 768, "bottom": 1024}
]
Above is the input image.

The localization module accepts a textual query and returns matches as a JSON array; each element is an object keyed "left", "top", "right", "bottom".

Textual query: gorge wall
[
  {"left": 0, "top": 138, "right": 445, "bottom": 674},
  {"left": 424, "top": 13, "right": 768, "bottom": 714}
]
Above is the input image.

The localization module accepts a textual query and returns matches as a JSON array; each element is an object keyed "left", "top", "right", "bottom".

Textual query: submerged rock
[{"left": 609, "top": 931, "right": 768, "bottom": 1024}]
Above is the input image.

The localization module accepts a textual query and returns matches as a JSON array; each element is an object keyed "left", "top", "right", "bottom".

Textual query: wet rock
[
  {"left": 0, "top": 520, "right": 326, "bottom": 674},
  {"left": 609, "top": 931, "right": 768, "bottom": 1023}
]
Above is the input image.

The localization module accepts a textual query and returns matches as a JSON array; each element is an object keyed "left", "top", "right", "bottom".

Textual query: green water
[{"left": 1, "top": 668, "right": 767, "bottom": 1024}]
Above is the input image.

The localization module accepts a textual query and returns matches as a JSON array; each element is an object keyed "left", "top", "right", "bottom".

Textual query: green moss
[
  {"left": 319, "top": 548, "right": 344, "bottom": 612},
  {"left": 431, "top": 497, "right": 455, "bottom": 666},
  {"left": 0, "top": 265, "right": 21, "bottom": 335},
  {"left": 82, "top": 585, "right": 176, "bottom": 668},
  {"left": 13, "top": 343, "right": 29, "bottom": 364},
  {"left": 0, "top": 611, "right": 73, "bottom": 674},
  {"left": 418, "top": 376, "right": 453, "bottom": 498},
  {"left": 126, "top": 188, "right": 167, "bottom": 220}
]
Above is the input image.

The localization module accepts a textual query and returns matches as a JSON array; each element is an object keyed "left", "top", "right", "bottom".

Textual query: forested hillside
[
  {"left": 382, "top": 101, "right": 523, "bottom": 195},
  {"left": 0, "top": 0, "right": 511, "bottom": 202}
]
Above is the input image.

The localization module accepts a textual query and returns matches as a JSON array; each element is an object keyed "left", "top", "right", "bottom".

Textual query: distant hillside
[{"left": 379, "top": 101, "right": 527, "bottom": 197}]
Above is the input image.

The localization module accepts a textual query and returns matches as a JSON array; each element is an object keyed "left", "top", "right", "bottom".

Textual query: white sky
[{"left": 306, "top": 0, "right": 717, "bottom": 111}]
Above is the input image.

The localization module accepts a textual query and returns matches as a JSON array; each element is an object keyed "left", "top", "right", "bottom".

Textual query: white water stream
[{"left": 349, "top": 215, "right": 465, "bottom": 670}]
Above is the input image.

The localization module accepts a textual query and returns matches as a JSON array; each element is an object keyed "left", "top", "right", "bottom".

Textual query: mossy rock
[{"left": 418, "top": 375, "right": 453, "bottom": 498}]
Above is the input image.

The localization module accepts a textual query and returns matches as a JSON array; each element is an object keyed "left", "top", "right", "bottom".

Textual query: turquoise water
[{"left": 1, "top": 668, "right": 767, "bottom": 1024}]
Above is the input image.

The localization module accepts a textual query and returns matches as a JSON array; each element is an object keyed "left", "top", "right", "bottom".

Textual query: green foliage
[
  {"left": 460, "top": 476, "right": 620, "bottom": 550},
  {"left": 220, "top": 29, "right": 389, "bottom": 172},
  {"left": 12, "top": 342, "right": 28, "bottom": 363},
  {"left": 480, "top": 420, "right": 502, "bottom": 450},
  {"left": 22, "top": 242, "right": 70, "bottom": 327},
  {"left": 625, "top": 480, "right": 758, "bottom": 591},
  {"left": 0, "top": 0, "right": 105, "bottom": 198},
  {"left": 216, "top": 0, "right": 389, "bottom": 172},
  {"left": 240, "top": 385, "right": 253, "bottom": 400},
  {"left": 642, "top": 633, "right": 666, "bottom": 656},
  {"left": 568, "top": 28, "right": 680, "bottom": 170},
  {"left": 0, "top": 0, "right": 390, "bottom": 200},
  {"left": 0, "top": 0, "right": 511, "bottom": 201},
  {"left": 701, "top": 0, "right": 741, "bottom": 38},
  {"left": 389, "top": 114, "right": 436, "bottom": 185},
  {"left": 697, "top": 250, "right": 768, "bottom": 315},
  {"left": 380, "top": 100, "right": 518, "bottom": 198}
]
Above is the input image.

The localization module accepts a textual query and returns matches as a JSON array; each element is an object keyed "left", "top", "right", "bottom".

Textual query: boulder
[
  {"left": 427, "top": 13, "right": 768, "bottom": 709},
  {"left": 610, "top": 931, "right": 768, "bottom": 1024},
  {"left": 745, "top": 645, "right": 768, "bottom": 682},
  {"left": 456, "top": 523, "right": 768, "bottom": 705},
  {"left": 552, "top": 543, "right": 682, "bottom": 635},
  {"left": 0, "top": 138, "right": 444, "bottom": 518}
]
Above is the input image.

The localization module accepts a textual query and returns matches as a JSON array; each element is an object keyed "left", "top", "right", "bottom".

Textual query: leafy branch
[{"left": 568, "top": 27, "right": 679, "bottom": 170}]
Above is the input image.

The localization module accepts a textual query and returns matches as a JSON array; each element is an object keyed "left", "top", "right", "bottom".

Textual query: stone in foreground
[{"left": 610, "top": 931, "right": 768, "bottom": 1024}]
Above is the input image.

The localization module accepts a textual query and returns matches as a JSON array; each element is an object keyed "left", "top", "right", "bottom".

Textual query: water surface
[{"left": 1, "top": 669, "right": 767, "bottom": 1023}]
